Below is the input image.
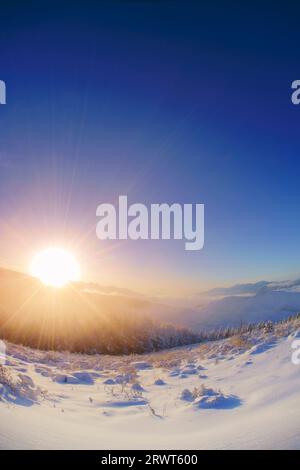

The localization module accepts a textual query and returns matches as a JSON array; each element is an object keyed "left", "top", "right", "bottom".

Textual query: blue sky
[{"left": 0, "top": 1, "right": 300, "bottom": 294}]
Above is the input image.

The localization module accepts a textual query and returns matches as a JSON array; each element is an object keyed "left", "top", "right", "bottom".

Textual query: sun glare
[{"left": 30, "top": 248, "right": 81, "bottom": 287}]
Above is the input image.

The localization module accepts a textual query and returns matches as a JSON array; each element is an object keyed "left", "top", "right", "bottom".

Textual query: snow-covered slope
[{"left": 1, "top": 319, "right": 300, "bottom": 450}]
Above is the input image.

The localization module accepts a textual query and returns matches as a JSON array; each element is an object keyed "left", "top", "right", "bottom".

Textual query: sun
[{"left": 30, "top": 247, "right": 81, "bottom": 287}]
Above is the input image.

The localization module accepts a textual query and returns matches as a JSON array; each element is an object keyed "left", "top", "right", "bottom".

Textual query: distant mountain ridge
[
  {"left": 204, "top": 278, "right": 300, "bottom": 297},
  {"left": 179, "top": 277, "right": 300, "bottom": 331},
  {"left": 204, "top": 281, "right": 271, "bottom": 297}
]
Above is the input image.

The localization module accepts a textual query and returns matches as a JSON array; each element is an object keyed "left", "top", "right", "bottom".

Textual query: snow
[{"left": 1, "top": 323, "right": 300, "bottom": 450}]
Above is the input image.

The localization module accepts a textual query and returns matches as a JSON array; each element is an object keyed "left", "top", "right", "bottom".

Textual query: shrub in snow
[
  {"left": 195, "top": 392, "right": 239, "bottom": 409},
  {"left": 52, "top": 372, "right": 94, "bottom": 385},
  {"left": 154, "top": 379, "right": 166, "bottom": 386},
  {"left": 181, "top": 367, "right": 197, "bottom": 375},
  {"left": 186, "top": 385, "right": 242, "bottom": 410},
  {"left": 114, "top": 374, "right": 134, "bottom": 384},
  {"left": 229, "top": 335, "right": 252, "bottom": 350},
  {"left": 71, "top": 372, "right": 94, "bottom": 384},
  {"left": 131, "top": 361, "right": 152, "bottom": 370},
  {"left": 0, "top": 366, "right": 44, "bottom": 404},
  {"left": 131, "top": 382, "right": 145, "bottom": 392},
  {"left": 0, "top": 365, "right": 15, "bottom": 392},
  {"left": 181, "top": 385, "right": 231, "bottom": 408},
  {"left": 52, "top": 374, "right": 78, "bottom": 384},
  {"left": 180, "top": 386, "right": 214, "bottom": 402},
  {"left": 103, "top": 378, "right": 115, "bottom": 385},
  {"left": 180, "top": 388, "right": 194, "bottom": 401}
]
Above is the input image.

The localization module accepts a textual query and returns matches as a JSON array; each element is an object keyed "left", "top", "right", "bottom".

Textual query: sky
[{"left": 0, "top": 1, "right": 300, "bottom": 295}]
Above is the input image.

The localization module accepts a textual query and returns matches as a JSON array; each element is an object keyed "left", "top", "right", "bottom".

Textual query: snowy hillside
[{"left": 1, "top": 317, "right": 300, "bottom": 450}]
